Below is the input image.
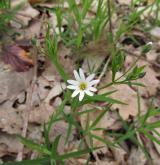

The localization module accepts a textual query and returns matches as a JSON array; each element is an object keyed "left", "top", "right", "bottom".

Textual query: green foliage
[
  {"left": 53, "top": 0, "right": 109, "bottom": 48},
  {"left": 112, "top": 51, "right": 125, "bottom": 81},
  {"left": 126, "top": 65, "right": 146, "bottom": 80},
  {"left": 45, "top": 27, "right": 69, "bottom": 83},
  {"left": 106, "top": 96, "right": 160, "bottom": 160},
  {"left": 2, "top": 0, "right": 160, "bottom": 164},
  {"left": 0, "top": 0, "right": 10, "bottom": 9},
  {"left": 0, "top": 0, "right": 23, "bottom": 32}
]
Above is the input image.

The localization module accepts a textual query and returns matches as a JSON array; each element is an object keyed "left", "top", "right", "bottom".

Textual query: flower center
[{"left": 79, "top": 82, "right": 87, "bottom": 91}]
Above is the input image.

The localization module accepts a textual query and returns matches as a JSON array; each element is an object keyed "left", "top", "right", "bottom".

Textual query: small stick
[
  {"left": 16, "top": 46, "right": 38, "bottom": 161},
  {"left": 97, "top": 57, "right": 111, "bottom": 86},
  {"left": 123, "top": 49, "right": 160, "bottom": 68}
]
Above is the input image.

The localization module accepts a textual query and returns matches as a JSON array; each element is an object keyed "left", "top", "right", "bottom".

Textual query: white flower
[
  {"left": 147, "top": 42, "right": 153, "bottom": 45},
  {"left": 67, "top": 68, "right": 100, "bottom": 101}
]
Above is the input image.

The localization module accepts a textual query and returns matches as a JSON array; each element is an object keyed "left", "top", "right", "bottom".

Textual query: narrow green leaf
[
  {"left": 140, "top": 129, "right": 160, "bottom": 146},
  {"left": 57, "top": 147, "right": 99, "bottom": 160},
  {"left": 90, "top": 133, "right": 114, "bottom": 146},
  {"left": 51, "top": 135, "right": 61, "bottom": 157},
  {"left": 0, "top": 158, "right": 49, "bottom": 165},
  {"left": 19, "top": 136, "right": 51, "bottom": 156},
  {"left": 79, "top": 94, "right": 126, "bottom": 106},
  {"left": 90, "top": 108, "right": 109, "bottom": 129}
]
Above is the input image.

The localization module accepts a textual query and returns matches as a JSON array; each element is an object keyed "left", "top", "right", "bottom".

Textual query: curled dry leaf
[{"left": 2, "top": 45, "right": 33, "bottom": 72}]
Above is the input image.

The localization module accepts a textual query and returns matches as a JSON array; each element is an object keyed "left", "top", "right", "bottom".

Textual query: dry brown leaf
[
  {"left": 81, "top": 39, "right": 109, "bottom": 73},
  {"left": 140, "top": 135, "right": 160, "bottom": 165},
  {"left": 82, "top": 55, "right": 106, "bottom": 73},
  {"left": 23, "top": 20, "right": 42, "bottom": 39},
  {"left": 80, "top": 39, "right": 109, "bottom": 57},
  {"left": 44, "top": 44, "right": 74, "bottom": 81},
  {"left": 0, "top": 133, "right": 23, "bottom": 157},
  {"left": 150, "top": 27, "right": 160, "bottom": 39},
  {"left": 44, "top": 82, "right": 66, "bottom": 104},
  {"left": 28, "top": 103, "right": 54, "bottom": 124},
  {"left": 2, "top": 45, "right": 33, "bottom": 72},
  {"left": 0, "top": 63, "right": 33, "bottom": 103},
  {"left": 0, "top": 106, "right": 23, "bottom": 134},
  {"left": 146, "top": 49, "right": 158, "bottom": 62},
  {"left": 117, "top": 0, "right": 132, "bottom": 5},
  {"left": 58, "top": 43, "right": 75, "bottom": 76},
  {"left": 27, "top": 124, "right": 43, "bottom": 142},
  {"left": 127, "top": 147, "right": 146, "bottom": 165},
  {"left": 152, "top": 128, "right": 160, "bottom": 155},
  {"left": 37, "top": 76, "right": 52, "bottom": 100},
  {"left": 79, "top": 105, "right": 122, "bottom": 165},
  {"left": 111, "top": 146, "right": 127, "bottom": 164},
  {"left": 11, "top": 0, "right": 39, "bottom": 28},
  {"left": 99, "top": 71, "right": 147, "bottom": 120},
  {"left": 49, "top": 121, "right": 76, "bottom": 154}
]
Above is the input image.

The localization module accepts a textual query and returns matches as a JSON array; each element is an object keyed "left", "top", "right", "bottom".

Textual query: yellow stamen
[{"left": 79, "top": 82, "right": 87, "bottom": 90}]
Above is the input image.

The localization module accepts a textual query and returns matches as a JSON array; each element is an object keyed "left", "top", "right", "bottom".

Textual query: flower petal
[
  {"left": 86, "top": 74, "right": 95, "bottom": 82},
  {"left": 67, "top": 80, "right": 79, "bottom": 85},
  {"left": 85, "top": 90, "right": 94, "bottom": 96},
  {"left": 71, "top": 90, "right": 80, "bottom": 98},
  {"left": 67, "top": 85, "right": 78, "bottom": 90},
  {"left": 89, "top": 79, "right": 100, "bottom": 86},
  {"left": 79, "top": 91, "right": 85, "bottom": 101},
  {"left": 79, "top": 68, "right": 85, "bottom": 80},
  {"left": 88, "top": 87, "right": 97, "bottom": 92},
  {"left": 74, "top": 70, "right": 81, "bottom": 81}
]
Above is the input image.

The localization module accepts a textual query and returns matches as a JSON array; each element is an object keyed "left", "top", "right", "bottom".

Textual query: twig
[
  {"left": 123, "top": 49, "right": 160, "bottom": 68},
  {"left": 95, "top": 57, "right": 111, "bottom": 88},
  {"left": 16, "top": 46, "right": 38, "bottom": 161},
  {"left": 98, "top": 57, "right": 110, "bottom": 82}
]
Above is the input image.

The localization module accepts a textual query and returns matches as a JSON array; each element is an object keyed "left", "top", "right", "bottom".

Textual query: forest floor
[{"left": 0, "top": 0, "right": 160, "bottom": 164}]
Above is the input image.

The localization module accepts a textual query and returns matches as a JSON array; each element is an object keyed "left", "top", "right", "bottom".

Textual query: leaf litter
[{"left": 0, "top": 0, "right": 160, "bottom": 164}]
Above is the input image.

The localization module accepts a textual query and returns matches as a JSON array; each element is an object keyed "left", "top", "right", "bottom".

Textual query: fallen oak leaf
[{"left": 2, "top": 44, "right": 34, "bottom": 72}]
